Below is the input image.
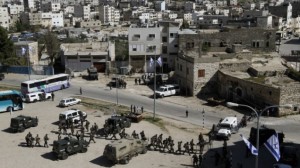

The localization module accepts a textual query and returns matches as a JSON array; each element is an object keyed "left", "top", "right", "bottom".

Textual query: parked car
[
  {"left": 59, "top": 109, "right": 87, "bottom": 126},
  {"left": 25, "top": 92, "right": 52, "bottom": 103},
  {"left": 10, "top": 115, "right": 38, "bottom": 132},
  {"left": 59, "top": 97, "right": 81, "bottom": 107},
  {"left": 155, "top": 84, "right": 180, "bottom": 98}
]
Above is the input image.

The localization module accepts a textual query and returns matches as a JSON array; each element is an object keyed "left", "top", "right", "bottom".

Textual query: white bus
[{"left": 21, "top": 74, "right": 70, "bottom": 94}]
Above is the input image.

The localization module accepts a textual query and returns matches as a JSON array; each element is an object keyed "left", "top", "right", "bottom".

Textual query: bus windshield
[
  {"left": 0, "top": 90, "right": 24, "bottom": 113},
  {"left": 21, "top": 74, "right": 70, "bottom": 94}
]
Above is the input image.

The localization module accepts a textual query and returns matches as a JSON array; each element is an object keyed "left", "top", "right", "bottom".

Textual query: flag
[
  {"left": 149, "top": 57, "right": 154, "bottom": 67},
  {"left": 240, "top": 134, "right": 258, "bottom": 155},
  {"left": 157, "top": 56, "right": 162, "bottom": 67},
  {"left": 21, "top": 47, "right": 26, "bottom": 55},
  {"left": 264, "top": 133, "right": 280, "bottom": 161}
]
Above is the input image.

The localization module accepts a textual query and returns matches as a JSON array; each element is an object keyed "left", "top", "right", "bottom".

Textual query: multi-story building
[
  {"left": 23, "top": 0, "right": 35, "bottom": 11},
  {"left": 41, "top": 0, "right": 61, "bottom": 12},
  {"left": 51, "top": 11, "right": 64, "bottom": 27},
  {"left": 159, "top": 21, "right": 180, "bottom": 72},
  {"left": 268, "top": 3, "right": 293, "bottom": 27},
  {"left": 75, "top": 20, "right": 101, "bottom": 28},
  {"left": 184, "top": 1, "right": 195, "bottom": 12},
  {"left": 14, "top": 41, "right": 39, "bottom": 65},
  {"left": 99, "top": 5, "right": 120, "bottom": 25},
  {"left": 128, "top": 23, "right": 162, "bottom": 72},
  {"left": 155, "top": 1, "right": 165, "bottom": 11},
  {"left": 0, "top": 7, "right": 10, "bottom": 30}
]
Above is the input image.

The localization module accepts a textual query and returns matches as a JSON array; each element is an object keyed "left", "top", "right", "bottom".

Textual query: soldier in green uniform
[
  {"left": 192, "top": 154, "right": 198, "bottom": 167},
  {"left": 183, "top": 142, "right": 190, "bottom": 155},
  {"left": 44, "top": 134, "right": 49, "bottom": 148},
  {"left": 85, "top": 120, "right": 90, "bottom": 132},
  {"left": 88, "top": 132, "right": 96, "bottom": 144},
  {"left": 176, "top": 141, "right": 182, "bottom": 154},
  {"left": 35, "top": 134, "right": 41, "bottom": 147},
  {"left": 190, "top": 139, "right": 195, "bottom": 154}
]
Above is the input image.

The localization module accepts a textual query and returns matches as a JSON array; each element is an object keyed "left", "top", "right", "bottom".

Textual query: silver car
[{"left": 59, "top": 98, "right": 81, "bottom": 107}]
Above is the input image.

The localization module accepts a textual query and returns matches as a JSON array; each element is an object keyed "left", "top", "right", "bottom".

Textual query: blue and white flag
[
  {"left": 149, "top": 57, "right": 154, "bottom": 67},
  {"left": 157, "top": 56, "right": 162, "bottom": 67},
  {"left": 240, "top": 134, "right": 258, "bottom": 155},
  {"left": 264, "top": 133, "right": 280, "bottom": 161},
  {"left": 21, "top": 47, "right": 26, "bottom": 55}
]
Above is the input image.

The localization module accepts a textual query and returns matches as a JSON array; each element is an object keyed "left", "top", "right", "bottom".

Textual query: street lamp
[{"left": 226, "top": 102, "right": 293, "bottom": 168}]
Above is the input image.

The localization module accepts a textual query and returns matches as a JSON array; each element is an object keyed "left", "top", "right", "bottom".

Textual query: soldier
[
  {"left": 214, "top": 151, "right": 221, "bottom": 166},
  {"left": 85, "top": 120, "right": 90, "bottom": 132},
  {"left": 44, "top": 134, "right": 49, "bottom": 148},
  {"left": 70, "top": 124, "right": 75, "bottom": 135},
  {"left": 94, "top": 123, "right": 98, "bottom": 132},
  {"left": 80, "top": 126, "right": 85, "bottom": 135},
  {"left": 176, "top": 141, "right": 182, "bottom": 154},
  {"left": 75, "top": 131, "right": 80, "bottom": 141},
  {"left": 198, "top": 154, "right": 203, "bottom": 167},
  {"left": 157, "top": 134, "right": 163, "bottom": 148},
  {"left": 150, "top": 134, "right": 157, "bottom": 149},
  {"left": 89, "top": 133, "right": 96, "bottom": 144},
  {"left": 119, "top": 129, "right": 126, "bottom": 139},
  {"left": 111, "top": 131, "right": 117, "bottom": 140},
  {"left": 192, "top": 153, "right": 198, "bottom": 167},
  {"left": 35, "top": 134, "right": 41, "bottom": 147},
  {"left": 141, "top": 106, "right": 144, "bottom": 113},
  {"left": 190, "top": 139, "right": 195, "bottom": 154},
  {"left": 138, "top": 78, "right": 141, "bottom": 85},
  {"left": 169, "top": 140, "right": 175, "bottom": 153},
  {"left": 62, "top": 125, "right": 67, "bottom": 135},
  {"left": 25, "top": 132, "right": 31, "bottom": 147},
  {"left": 183, "top": 142, "right": 190, "bottom": 155},
  {"left": 51, "top": 92, "right": 54, "bottom": 101},
  {"left": 186, "top": 110, "right": 189, "bottom": 118},
  {"left": 132, "top": 130, "right": 139, "bottom": 139},
  {"left": 80, "top": 87, "right": 82, "bottom": 95},
  {"left": 135, "top": 78, "right": 137, "bottom": 85},
  {"left": 198, "top": 133, "right": 204, "bottom": 144},
  {"left": 30, "top": 136, "right": 35, "bottom": 148},
  {"left": 162, "top": 139, "right": 169, "bottom": 152},
  {"left": 140, "top": 131, "right": 147, "bottom": 140},
  {"left": 80, "top": 132, "right": 84, "bottom": 140}
]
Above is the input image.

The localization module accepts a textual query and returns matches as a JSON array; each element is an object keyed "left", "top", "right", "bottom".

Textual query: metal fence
[{"left": 0, "top": 65, "right": 53, "bottom": 75}]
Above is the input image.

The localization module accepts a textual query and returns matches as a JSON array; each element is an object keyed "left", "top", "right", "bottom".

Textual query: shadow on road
[
  {"left": 41, "top": 152, "right": 57, "bottom": 161},
  {"left": 90, "top": 155, "right": 114, "bottom": 167},
  {"left": 283, "top": 39, "right": 300, "bottom": 45}
]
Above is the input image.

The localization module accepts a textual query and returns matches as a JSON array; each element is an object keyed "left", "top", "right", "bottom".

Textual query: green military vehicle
[
  {"left": 96, "top": 115, "right": 131, "bottom": 137},
  {"left": 52, "top": 137, "right": 89, "bottom": 160},
  {"left": 10, "top": 115, "right": 38, "bottom": 133},
  {"left": 103, "top": 138, "right": 148, "bottom": 164},
  {"left": 87, "top": 67, "right": 98, "bottom": 80}
]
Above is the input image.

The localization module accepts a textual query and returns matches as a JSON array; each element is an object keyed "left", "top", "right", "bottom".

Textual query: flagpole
[{"left": 153, "top": 46, "right": 156, "bottom": 119}]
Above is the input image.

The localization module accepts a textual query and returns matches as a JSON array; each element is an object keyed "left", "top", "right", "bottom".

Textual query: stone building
[{"left": 217, "top": 56, "right": 299, "bottom": 116}]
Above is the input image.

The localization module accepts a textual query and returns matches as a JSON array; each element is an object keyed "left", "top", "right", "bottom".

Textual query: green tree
[
  {"left": 0, "top": 26, "right": 14, "bottom": 62},
  {"left": 43, "top": 29, "right": 60, "bottom": 74},
  {"left": 115, "top": 39, "right": 128, "bottom": 61}
]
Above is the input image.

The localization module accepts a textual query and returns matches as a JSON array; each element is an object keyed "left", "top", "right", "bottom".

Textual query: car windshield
[
  {"left": 60, "top": 100, "right": 65, "bottom": 103},
  {"left": 59, "top": 114, "right": 65, "bottom": 120},
  {"left": 157, "top": 88, "right": 166, "bottom": 92}
]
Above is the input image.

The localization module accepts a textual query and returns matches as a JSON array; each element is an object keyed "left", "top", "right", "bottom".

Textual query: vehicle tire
[
  {"left": 61, "top": 152, "right": 68, "bottom": 160},
  {"left": 20, "top": 127, "right": 25, "bottom": 133},
  {"left": 66, "top": 145, "right": 73, "bottom": 153},
  {"left": 161, "top": 94, "right": 164, "bottom": 98},
  {"left": 141, "top": 148, "right": 147, "bottom": 154},
  {"left": 33, "top": 99, "right": 37, "bottom": 103},
  {"left": 61, "top": 85, "right": 65, "bottom": 90},
  {"left": 123, "top": 157, "right": 129, "bottom": 164},
  {"left": 7, "top": 106, "right": 13, "bottom": 112},
  {"left": 81, "top": 148, "right": 87, "bottom": 153},
  {"left": 33, "top": 122, "right": 38, "bottom": 127}
]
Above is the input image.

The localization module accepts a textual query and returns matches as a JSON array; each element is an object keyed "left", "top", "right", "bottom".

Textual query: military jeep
[
  {"left": 10, "top": 115, "right": 38, "bottom": 133},
  {"left": 52, "top": 137, "right": 89, "bottom": 160},
  {"left": 96, "top": 115, "right": 131, "bottom": 137},
  {"left": 103, "top": 138, "right": 148, "bottom": 164}
]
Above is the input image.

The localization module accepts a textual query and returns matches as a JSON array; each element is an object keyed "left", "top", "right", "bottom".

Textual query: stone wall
[
  {"left": 219, "top": 60, "right": 251, "bottom": 72},
  {"left": 280, "top": 84, "right": 300, "bottom": 116}
]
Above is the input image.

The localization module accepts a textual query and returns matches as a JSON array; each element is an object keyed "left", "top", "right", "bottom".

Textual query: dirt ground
[{"left": 0, "top": 90, "right": 211, "bottom": 168}]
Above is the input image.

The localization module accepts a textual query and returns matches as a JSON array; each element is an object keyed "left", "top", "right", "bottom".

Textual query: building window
[
  {"left": 162, "top": 36, "right": 167, "bottom": 42},
  {"left": 149, "top": 34, "right": 155, "bottom": 38},
  {"left": 180, "top": 64, "right": 182, "bottom": 71},
  {"left": 252, "top": 42, "right": 255, "bottom": 47},
  {"left": 269, "top": 91, "right": 272, "bottom": 95},
  {"left": 132, "top": 34, "right": 140, "bottom": 41},
  {"left": 266, "top": 41, "right": 269, "bottom": 47},
  {"left": 174, "top": 44, "right": 178, "bottom": 48},
  {"left": 198, "top": 69, "right": 205, "bottom": 77},
  {"left": 256, "top": 42, "right": 259, "bottom": 47},
  {"left": 162, "top": 46, "right": 167, "bottom": 54},
  {"left": 186, "top": 42, "right": 194, "bottom": 49}
]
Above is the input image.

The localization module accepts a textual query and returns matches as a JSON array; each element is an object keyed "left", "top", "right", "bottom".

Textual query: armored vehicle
[
  {"left": 103, "top": 138, "right": 148, "bottom": 164},
  {"left": 52, "top": 137, "right": 88, "bottom": 160},
  {"left": 96, "top": 115, "right": 131, "bottom": 137},
  {"left": 87, "top": 67, "right": 98, "bottom": 80},
  {"left": 249, "top": 126, "right": 284, "bottom": 146},
  {"left": 10, "top": 115, "right": 38, "bottom": 132}
]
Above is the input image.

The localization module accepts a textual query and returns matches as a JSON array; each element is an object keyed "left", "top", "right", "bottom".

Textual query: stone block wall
[{"left": 279, "top": 84, "right": 300, "bottom": 116}]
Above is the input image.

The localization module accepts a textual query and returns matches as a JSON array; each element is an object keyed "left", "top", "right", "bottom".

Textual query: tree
[
  {"left": 0, "top": 26, "right": 14, "bottom": 62},
  {"left": 43, "top": 29, "right": 60, "bottom": 74}
]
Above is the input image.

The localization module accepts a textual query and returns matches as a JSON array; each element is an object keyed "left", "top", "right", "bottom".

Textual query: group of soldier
[
  {"left": 57, "top": 115, "right": 98, "bottom": 145},
  {"left": 130, "top": 105, "right": 144, "bottom": 114},
  {"left": 25, "top": 132, "right": 49, "bottom": 148}
]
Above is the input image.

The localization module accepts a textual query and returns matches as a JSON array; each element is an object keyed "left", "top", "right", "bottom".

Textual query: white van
[
  {"left": 25, "top": 92, "right": 52, "bottom": 103},
  {"left": 59, "top": 109, "right": 87, "bottom": 125},
  {"left": 216, "top": 117, "right": 238, "bottom": 139},
  {"left": 155, "top": 84, "right": 180, "bottom": 98}
]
